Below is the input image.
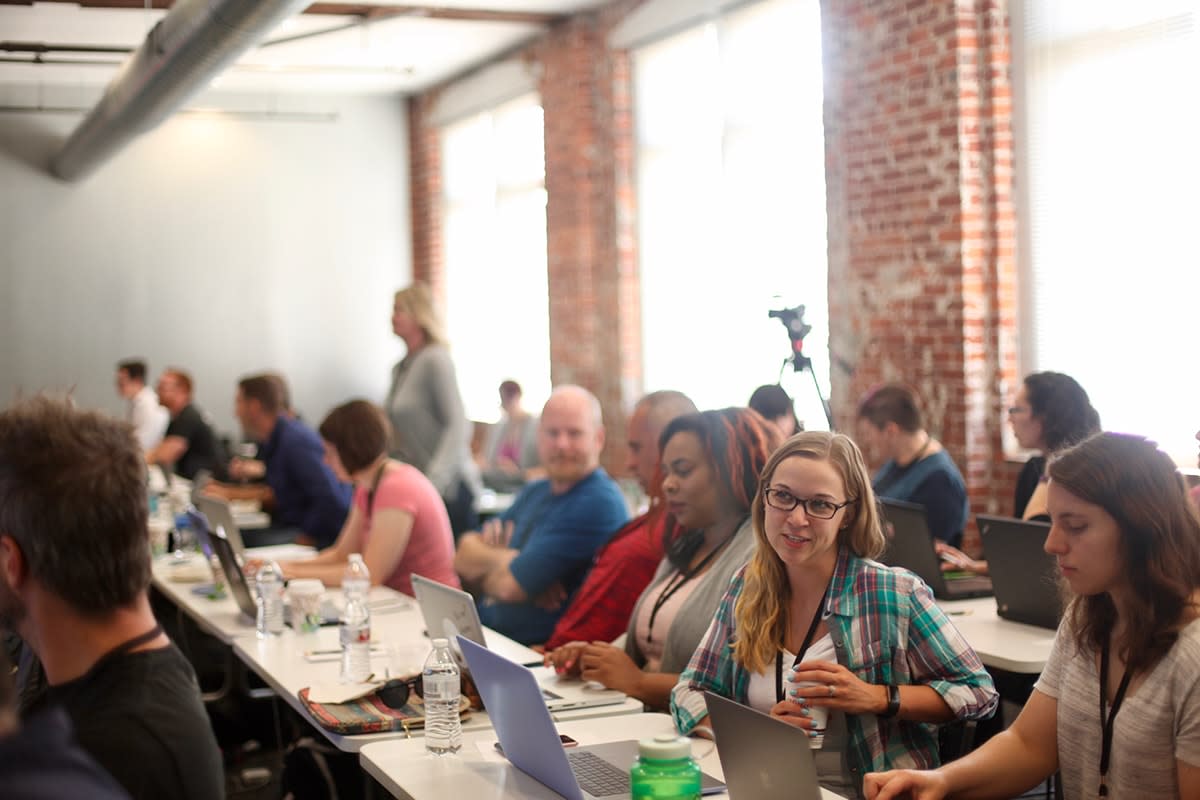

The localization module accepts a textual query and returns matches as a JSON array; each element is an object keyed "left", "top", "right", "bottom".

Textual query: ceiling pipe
[{"left": 50, "top": 0, "right": 310, "bottom": 181}]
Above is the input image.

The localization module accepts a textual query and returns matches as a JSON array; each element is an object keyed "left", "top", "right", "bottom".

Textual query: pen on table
[
  {"left": 306, "top": 645, "right": 386, "bottom": 655},
  {"left": 945, "top": 610, "right": 973, "bottom": 617}
]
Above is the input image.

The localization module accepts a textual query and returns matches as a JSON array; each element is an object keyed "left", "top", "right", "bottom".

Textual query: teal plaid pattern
[{"left": 671, "top": 548, "right": 998, "bottom": 775}]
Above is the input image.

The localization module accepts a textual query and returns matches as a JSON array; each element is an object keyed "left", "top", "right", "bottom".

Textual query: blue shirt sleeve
[{"left": 507, "top": 473, "right": 628, "bottom": 597}]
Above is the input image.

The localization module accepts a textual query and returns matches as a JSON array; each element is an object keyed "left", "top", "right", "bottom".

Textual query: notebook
[
  {"left": 879, "top": 498, "right": 993, "bottom": 600},
  {"left": 458, "top": 636, "right": 724, "bottom": 800},
  {"left": 705, "top": 692, "right": 823, "bottom": 800},
  {"left": 977, "top": 514, "right": 1060, "bottom": 630},
  {"left": 413, "top": 574, "right": 623, "bottom": 712}
]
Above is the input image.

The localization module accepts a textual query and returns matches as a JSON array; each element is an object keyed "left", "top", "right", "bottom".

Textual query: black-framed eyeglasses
[
  {"left": 763, "top": 488, "right": 853, "bottom": 520},
  {"left": 377, "top": 675, "right": 424, "bottom": 710},
  {"left": 1007, "top": 405, "right": 1030, "bottom": 416}
]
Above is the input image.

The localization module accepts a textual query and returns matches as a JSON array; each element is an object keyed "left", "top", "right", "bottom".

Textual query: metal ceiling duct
[{"left": 51, "top": 0, "right": 311, "bottom": 181}]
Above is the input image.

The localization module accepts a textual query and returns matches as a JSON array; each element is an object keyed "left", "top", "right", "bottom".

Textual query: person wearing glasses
[
  {"left": 866, "top": 433, "right": 1200, "bottom": 800},
  {"left": 936, "top": 371, "right": 1101, "bottom": 576},
  {"left": 545, "top": 409, "right": 780, "bottom": 710},
  {"left": 671, "top": 431, "right": 997, "bottom": 797}
]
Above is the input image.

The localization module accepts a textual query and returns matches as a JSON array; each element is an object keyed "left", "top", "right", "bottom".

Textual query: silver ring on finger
[{"left": 828, "top": 685, "right": 836, "bottom": 698}]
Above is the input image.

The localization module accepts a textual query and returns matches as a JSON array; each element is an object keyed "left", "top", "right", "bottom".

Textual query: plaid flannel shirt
[{"left": 671, "top": 548, "right": 998, "bottom": 779}]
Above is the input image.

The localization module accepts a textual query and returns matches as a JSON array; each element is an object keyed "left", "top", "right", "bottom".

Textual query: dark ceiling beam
[{"left": 0, "top": 0, "right": 561, "bottom": 24}]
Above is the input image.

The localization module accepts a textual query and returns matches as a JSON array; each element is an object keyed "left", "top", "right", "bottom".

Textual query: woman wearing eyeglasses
[
  {"left": 544, "top": 408, "right": 780, "bottom": 710},
  {"left": 671, "top": 432, "right": 997, "bottom": 798}
]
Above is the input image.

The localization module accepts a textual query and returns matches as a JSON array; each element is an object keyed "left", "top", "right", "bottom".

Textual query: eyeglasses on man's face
[{"left": 762, "top": 487, "right": 853, "bottom": 520}]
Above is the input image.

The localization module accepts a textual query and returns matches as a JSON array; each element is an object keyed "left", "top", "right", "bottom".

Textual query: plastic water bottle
[
  {"left": 339, "top": 593, "right": 372, "bottom": 683},
  {"left": 630, "top": 734, "right": 701, "bottom": 799},
  {"left": 422, "top": 638, "right": 462, "bottom": 755},
  {"left": 255, "top": 561, "right": 285, "bottom": 638},
  {"left": 343, "top": 553, "right": 371, "bottom": 602}
]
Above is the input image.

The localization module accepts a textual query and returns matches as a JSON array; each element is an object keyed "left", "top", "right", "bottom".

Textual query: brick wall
[
  {"left": 407, "top": 1, "right": 642, "bottom": 477},
  {"left": 409, "top": 0, "right": 1022, "bottom": 532},
  {"left": 821, "top": 0, "right": 1020, "bottom": 548}
]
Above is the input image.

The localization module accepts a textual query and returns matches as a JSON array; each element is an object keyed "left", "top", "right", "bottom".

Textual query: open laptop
[
  {"left": 705, "top": 693, "right": 822, "bottom": 800},
  {"left": 201, "top": 517, "right": 340, "bottom": 627},
  {"left": 194, "top": 495, "right": 247, "bottom": 554},
  {"left": 206, "top": 526, "right": 258, "bottom": 622},
  {"left": 879, "top": 498, "right": 993, "bottom": 600},
  {"left": 458, "top": 636, "right": 724, "bottom": 800},
  {"left": 977, "top": 514, "right": 1060, "bottom": 630},
  {"left": 413, "top": 574, "right": 622, "bottom": 712}
]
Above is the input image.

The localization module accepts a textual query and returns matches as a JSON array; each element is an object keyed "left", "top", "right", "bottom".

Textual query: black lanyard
[
  {"left": 646, "top": 535, "right": 730, "bottom": 644},
  {"left": 1097, "top": 638, "right": 1133, "bottom": 797},
  {"left": 775, "top": 584, "right": 831, "bottom": 703}
]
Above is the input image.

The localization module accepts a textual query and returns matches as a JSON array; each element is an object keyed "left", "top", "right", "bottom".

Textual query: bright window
[
  {"left": 441, "top": 93, "right": 551, "bottom": 422},
  {"left": 634, "top": 0, "right": 830, "bottom": 428},
  {"left": 1015, "top": 0, "right": 1200, "bottom": 463}
]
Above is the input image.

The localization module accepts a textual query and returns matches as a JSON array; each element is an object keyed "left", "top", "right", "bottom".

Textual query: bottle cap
[
  {"left": 431, "top": 637, "right": 449, "bottom": 648},
  {"left": 637, "top": 734, "right": 692, "bottom": 761}
]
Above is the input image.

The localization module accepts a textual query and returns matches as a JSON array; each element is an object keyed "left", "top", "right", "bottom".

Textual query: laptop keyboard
[{"left": 567, "top": 750, "right": 630, "bottom": 797}]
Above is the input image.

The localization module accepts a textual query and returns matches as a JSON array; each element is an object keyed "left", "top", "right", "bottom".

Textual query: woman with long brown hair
[
  {"left": 673, "top": 431, "right": 996, "bottom": 797},
  {"left": 866, "top": 432, "right": 1200, "bottom": 800}
]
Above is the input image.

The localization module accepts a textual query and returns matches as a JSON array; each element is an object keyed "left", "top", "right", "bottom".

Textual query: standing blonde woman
[
  {"left": 386, "top": 283, "right": 479, "bottom": 537},
  {"left": 672, "top": 431, "right": 997, "bottom": 798}
]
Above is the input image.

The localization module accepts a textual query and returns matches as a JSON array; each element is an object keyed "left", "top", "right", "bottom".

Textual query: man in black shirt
[
  {"left": 145, "top": 367, "right": 226, "bottom": 479},
  {"left": 0, "top": 646, "right": 130, "bottom": 800},
  {"left": 0, "top": 397, "right": 224, "bottom": 800}
]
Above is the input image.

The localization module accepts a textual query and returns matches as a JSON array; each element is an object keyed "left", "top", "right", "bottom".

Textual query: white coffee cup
[
  {"left": 288, "top": 579, "right": 325, "bottom": 633},
  {"left": 785, "top": 676, "right": 828, "bottom": 748}
]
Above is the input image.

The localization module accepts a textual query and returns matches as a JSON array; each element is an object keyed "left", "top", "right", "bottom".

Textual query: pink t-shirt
[{"left": 354, "top": 463, "right": 460, "bottom": 596}]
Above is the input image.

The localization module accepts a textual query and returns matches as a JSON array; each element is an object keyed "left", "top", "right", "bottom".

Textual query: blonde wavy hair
[
  {"left": 394, "top": 282, "right": 448, "bottom": 346},
  {"left": 733, "top": 431, "right": 886, "bottom": 673}
]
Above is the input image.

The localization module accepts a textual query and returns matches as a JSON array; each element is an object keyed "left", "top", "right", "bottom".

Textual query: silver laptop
[
  {"left": 194, "top": 495, "right": 247, "bottom": 554},
  {"left": 458, "top": 636, "right": 724, "bottom": 800},
  {"left": 412, "top": 573, "right": 488, "bottom": 647},
  {"left": 412, "top": 574, "right": 622, "bottom": 712},
  {"left": 705, "top": 692, "right": 822, "bottom": 800}
]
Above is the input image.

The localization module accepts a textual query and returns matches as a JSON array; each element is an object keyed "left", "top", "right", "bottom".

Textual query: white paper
[{"left": 306, "top": 680, "right": 384, "bottom": 704}]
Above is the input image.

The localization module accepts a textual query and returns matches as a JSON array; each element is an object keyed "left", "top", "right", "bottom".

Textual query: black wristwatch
[{"left": 879, "top": 684, "right": 901, "bottom": 718}]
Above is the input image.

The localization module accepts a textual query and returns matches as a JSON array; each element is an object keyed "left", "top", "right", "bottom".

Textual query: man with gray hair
[{"left": 455, "top": 385, "right": 629, "bottom": 645}]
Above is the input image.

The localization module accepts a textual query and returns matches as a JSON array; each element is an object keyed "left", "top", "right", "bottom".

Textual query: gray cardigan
[
  {"left": 384, "top": 344, "right": 475, "bottom": 497},
  {"left": 624, "top": 518, "right": 756, "bottom": 674}
]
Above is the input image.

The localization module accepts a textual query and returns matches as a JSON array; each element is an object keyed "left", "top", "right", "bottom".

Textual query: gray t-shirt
[{"left": 1035, "top": 617, "right": 1200, "bottom": 799}]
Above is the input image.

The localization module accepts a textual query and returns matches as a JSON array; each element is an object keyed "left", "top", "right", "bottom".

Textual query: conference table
[
  {"left": 230, "top": 595, "right": 645, "bottom": 753},
  {"left": 152, "top": 553, "right": 644, "bottom": 754},
  {"left": 359, "top": 713, "right": 850, "bottom": 800},
  {"left": 938, "top": 596, "right": 1056, "bottom": 674}
]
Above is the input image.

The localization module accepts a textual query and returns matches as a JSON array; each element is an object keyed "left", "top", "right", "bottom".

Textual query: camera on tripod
[
  {"left": 767, "top": 303, "right": 832, "bottom": 430},
  {"left": 768, "top": 304, "right": 813, "bottom": 370}
]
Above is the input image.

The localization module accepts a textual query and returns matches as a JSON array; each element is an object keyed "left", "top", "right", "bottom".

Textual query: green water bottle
[{"left": 630, "top": 734, "right": 702, "bottom": 799}]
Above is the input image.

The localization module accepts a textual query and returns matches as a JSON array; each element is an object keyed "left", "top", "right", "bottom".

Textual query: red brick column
[{"left": 822, "top": 0, "right": 1020, "bottom": 538}]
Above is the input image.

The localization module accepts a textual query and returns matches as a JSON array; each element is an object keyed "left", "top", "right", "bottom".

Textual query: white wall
[{"left": 0, "top": 92, "right": 411, "bottom": 438}]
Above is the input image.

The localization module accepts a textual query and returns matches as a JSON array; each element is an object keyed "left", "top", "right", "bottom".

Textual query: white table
[
  {"left": 359, "top": 713, "right": 848, "bottom": 800},
  {"left": 151, "top": 545, "right": 316, "bottom": 644},
  {"left": 231, "top": 600, "right": 643, "bottom": 752},
  {"left": 939, "top": 596, "right": 1057, "bottom": 673}
]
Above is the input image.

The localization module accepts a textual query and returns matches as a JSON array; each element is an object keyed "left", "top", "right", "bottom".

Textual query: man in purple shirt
[{"left": 205, "top": 374, "right": 350, "bottom": 548}]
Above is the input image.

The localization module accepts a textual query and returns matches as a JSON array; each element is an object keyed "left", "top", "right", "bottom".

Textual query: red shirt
[{"left": 543, "top": 510, "right": 668, "bottom": 650}]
